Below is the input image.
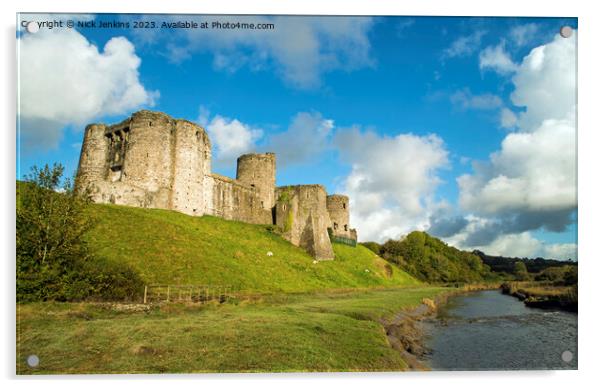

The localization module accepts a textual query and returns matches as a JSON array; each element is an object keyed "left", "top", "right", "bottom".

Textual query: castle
[{"left": 75, "top": 110, "right": 357, "bottom": 260}]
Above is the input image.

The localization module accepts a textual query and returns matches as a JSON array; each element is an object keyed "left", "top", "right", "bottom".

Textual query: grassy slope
[
  {"left": 85, "top": 204, "right": 420, "bottom": 293},
  {"left": 17, "top": 287, "right": 446, "bottom": 374}
]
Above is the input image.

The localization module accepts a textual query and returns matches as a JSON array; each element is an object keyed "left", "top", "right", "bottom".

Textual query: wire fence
[{"left": 143, "top": 284, "right": 233, "bottom": 304}]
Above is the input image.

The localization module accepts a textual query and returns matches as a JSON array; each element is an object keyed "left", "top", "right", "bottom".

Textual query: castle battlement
[{"left": 75, "top": 110, "right": 356, "bottom": 260}]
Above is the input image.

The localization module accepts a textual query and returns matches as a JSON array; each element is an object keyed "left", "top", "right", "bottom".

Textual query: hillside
[
  {"left": 84, "top": 203, "right": 421, "bottom": 293},
  {"left": 363, "top": 231, "right": 497, "bottom": 284},
  {"left": 473, "top": 250, "right": 577, "bottom": 275}
]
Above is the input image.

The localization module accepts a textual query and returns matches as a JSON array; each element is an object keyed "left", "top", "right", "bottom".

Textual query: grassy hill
[
  {"left": 84, "top": 203, "right": 421, "bottom": 293},
  {"left": 365, "top": 231, "right": 497, "bottom": 284}
]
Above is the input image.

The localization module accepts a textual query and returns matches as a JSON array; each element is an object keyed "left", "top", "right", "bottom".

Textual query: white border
[{"left": 3, "top": 1, "right": 600, "bottom": 388}]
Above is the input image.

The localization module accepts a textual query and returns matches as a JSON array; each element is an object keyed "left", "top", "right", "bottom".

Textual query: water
[{"left": 424, "top": 290, "right": 577, "bottom": 370}]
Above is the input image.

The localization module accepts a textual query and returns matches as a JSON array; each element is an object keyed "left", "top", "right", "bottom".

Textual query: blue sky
[{"left": 17, "top": 14, "right": 578, "bottom": 260}]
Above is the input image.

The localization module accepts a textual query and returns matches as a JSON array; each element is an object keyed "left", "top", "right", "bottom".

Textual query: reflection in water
[{"left": 424, "top": 290, "right": 577, "bottom": 370}]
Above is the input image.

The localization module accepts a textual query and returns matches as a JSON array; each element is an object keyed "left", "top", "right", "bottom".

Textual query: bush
[
  {"left": 65, "top": 259, "right": 144, "bottom": 301},
  {"left": 17, "top": 164, "right": 144, "bottom": 302}
]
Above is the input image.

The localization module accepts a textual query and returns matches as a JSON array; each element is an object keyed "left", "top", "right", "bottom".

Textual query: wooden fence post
[
  {"left": 167, "top": 286, "right": 170, "bottom": 302},
  {"left": 143, "top": 285, "right": 148, "bottom": 304}
]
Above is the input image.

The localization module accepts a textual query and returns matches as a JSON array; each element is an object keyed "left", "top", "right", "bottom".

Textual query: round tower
[
  {"left": 236, "top": 152, "right": 276, "bottom": 210},
  {"left": 327, "top": 194, "right": 350, "bottom": 235},
  {"left": 75, "top": 123, "right": 108, "bottom": 195}
]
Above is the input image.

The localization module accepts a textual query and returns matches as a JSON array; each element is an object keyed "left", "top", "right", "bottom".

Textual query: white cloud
[
  {"left": 459, "top": 116, "right": 576, "bottom": 214},
  {"left": 197, "top": 105, "right": 211, "bottom": 127},
  {"left": 479, "top": 43, "right": 518, "bottom": 74},
  {"left": 544, "top": 243, "right": 578, "bottom": 261},
  {"left": 511, "top": 34, "right": 577, "bottom": 131},
  {"left": 453, "top": 32, "right": 577, "bottom": 257},
  {"left": 131, "top": 15, "right": 375, "bottom": 89},
  {"left": 500, "top": 108, "right": 518, "bottom": 128},
  {"left": 265, "top": 112, "right": 334, "bottom": 166},
  {"left": 509, "top": 23, "right": 540, "bottom": 48},
  {"left": 205, "top": 115, "right": 263, "bottom": 165},
  {"left": 442, "top": 216, "right": 576, "bottom": 260},
  {"left": 335, "top": 128, "right": 449, "bottom": 242},
  {"left": 450, "top": 88, "right": 503, "bottom": 110},
  {"left": 442, "top": 30, "right": 486, "bottom": 59},
  {"left": 18, "top": 29, "right": 157, "bottom": 151},
  {"left": 476, "top": 232, "right": 542, "bottom": 258}
]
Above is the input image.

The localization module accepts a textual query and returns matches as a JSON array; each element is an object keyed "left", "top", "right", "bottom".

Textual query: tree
[
  {"left": 17, "top": 163, "right": 143, "bottom": 302},
  {"left": 513, "top": 261, "right": 530, "bottom": 281},
  {"left": 17, "top": 164, "right": 95, "bottom": 300}
]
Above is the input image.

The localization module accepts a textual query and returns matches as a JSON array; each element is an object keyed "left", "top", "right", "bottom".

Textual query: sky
[{"left": 16, "top": 14, "right": 578, "bottom": 260}]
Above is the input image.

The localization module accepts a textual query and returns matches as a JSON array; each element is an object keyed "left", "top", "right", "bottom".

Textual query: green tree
[
  {"left": 17, "top": 164, "right": 94, "bottom": 301},
  {"left": 17, "top": 163, "right": 143, "bottom": 301},
  {"left": 513, "top": 261, "right": 530, "bottom": 281}
]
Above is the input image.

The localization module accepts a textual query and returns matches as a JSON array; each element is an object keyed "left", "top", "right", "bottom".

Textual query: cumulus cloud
[
  {"left": 509, "top": 23, "right": 540, "bottom": 48},
  {"left": 334, "top": 128, "right": 449, "bottom": 242},
  {"left": 18, "top": 29, "right": 157, "bottom": 152},
  {"left": 479, "top": 43, "right": 518, "bottom": 74},
  {"left": 130, "top": 15, "right": 375, "bottom": 89},
  {"left": 499, "top": 107, "right": 518, "bottom": 128},
  {"left": 428, "top": 214, "right": 469, "bottom": 238},
  {"left": 544, "top": 243, "right": 578, "bottom": 261},
  {"left": 510, "top": 34, "right": 577, "bottom": 131},
  {"left": 472, "top": 232, "right": 543, "bottom": 258},
  {"left": 452, "top": 32, "right": 577, "bottom": 257},
  {"left": 199, "top": 108, "right": 333, "bottom": 168},
  {"left": 439, "top": 215, "right": 576, "bottom": 260},
  {"left": 202, "top": 113, "right": 263, "bottom": 166},
  {"left": 442, "top": 30, "right": 486, "bottom": 59},
  {"left": 450, "top": 88, "right": 503, "bottom": 110},
  {"left": 264, "top": 112, "right": 334, "bottom": 167}
]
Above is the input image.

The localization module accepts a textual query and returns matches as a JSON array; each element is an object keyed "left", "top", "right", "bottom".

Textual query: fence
[
  {"left": 327, "top": 228, "right": 357, "bottom": 247},
  {"left": 143, "top": 284, "right": 233, "bottom": 304}
]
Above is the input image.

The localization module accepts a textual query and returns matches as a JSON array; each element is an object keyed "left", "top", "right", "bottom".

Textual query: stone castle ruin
[{"left": 75, "top": 110, "right": 357, "bottom": 260}]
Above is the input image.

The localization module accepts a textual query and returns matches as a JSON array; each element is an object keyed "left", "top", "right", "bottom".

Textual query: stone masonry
[{"left": 75, "top": 110, "right": 356, "bottom": 260}]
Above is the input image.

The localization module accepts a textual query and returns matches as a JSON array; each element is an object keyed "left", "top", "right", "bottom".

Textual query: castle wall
[
  {"left": 275, "top": 185, "right": 334, "bottom": 260},
  {"left": 206, "top": 174, "right": 272, "bottom": 224},
  {"left": 236, "top": 153, "right": 276, "bottom": 210}
]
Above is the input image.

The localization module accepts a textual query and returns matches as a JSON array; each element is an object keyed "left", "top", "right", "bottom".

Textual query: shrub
[{"left": 17, "top": 164, "right": 144, "bottom": 302}]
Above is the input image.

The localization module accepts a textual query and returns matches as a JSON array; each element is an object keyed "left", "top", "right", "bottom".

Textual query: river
[{"left": 424, "top": 290, "right": 577, "bottom": 370}]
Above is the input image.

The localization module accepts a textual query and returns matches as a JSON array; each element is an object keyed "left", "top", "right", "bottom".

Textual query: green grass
[
  {"left": 84, "top": 203, "right": 421, "bottom": 293},
  {"left": 16, "top": 287, "right": 447, "bottom": 374}
]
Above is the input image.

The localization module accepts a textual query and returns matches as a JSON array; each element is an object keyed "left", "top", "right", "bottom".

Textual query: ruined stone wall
[
  {"left": 75, "top": 110, "right": 211, "bottom": 214},
  {"left": 275, "top": 185, "right": 335, "bottom": 260},
  {"left": 170, "top": 120, "right": 211, "bottom": 216},
  {"left": 206, "top": 174, "right": 272, "bottom": 224},
  {"left": 326, "top": 195, "right": 352, "bottom": 238},
  {"left": 236, "top": 153, "right": 276, "bottom": 210},
  {"left": 75, "top": 123, "right": 109, "bottom": 197}
]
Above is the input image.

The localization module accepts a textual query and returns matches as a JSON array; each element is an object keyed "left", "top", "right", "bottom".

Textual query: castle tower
[
  {"left": 275, "top": 185, "right": 335, "bottom": 260},
  {"left": 327, "top": 195, "right": 351, "bottom": 237},
  {"left": 74, "top": 110, "right": 211, "bottom": 215},
  {"left": 236, "top": 153, "right": 276, "bottom": 210},
  {"left": 75, "top": 123, "right": 109, "bottom": 199}
]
